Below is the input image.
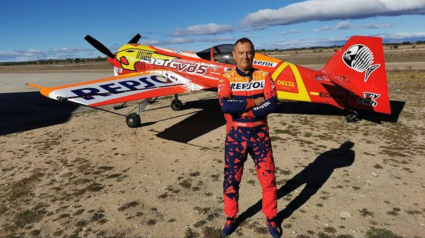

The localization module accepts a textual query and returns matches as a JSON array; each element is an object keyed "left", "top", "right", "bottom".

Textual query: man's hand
[{"left": 254, "top": 97, "right": 265, "bottom": 106}]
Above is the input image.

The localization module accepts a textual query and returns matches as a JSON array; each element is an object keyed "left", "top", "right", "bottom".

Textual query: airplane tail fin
[{"left": 321, "top": 36, "right": 391, "bottom": 114}]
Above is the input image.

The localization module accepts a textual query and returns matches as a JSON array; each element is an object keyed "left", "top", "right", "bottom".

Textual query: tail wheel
[
  {"left": 171, "top": 100, "right": 183, "bottom": 111},
  {"left": 344, "top": 108, "right": 359, "bottom": 123},
  {"left": 126, "top": 113, "right": 141, "bottom": 128}
]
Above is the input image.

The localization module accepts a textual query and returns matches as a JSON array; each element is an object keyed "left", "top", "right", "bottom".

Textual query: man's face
[{"left": 232, "top": 42, "right": 254, "bottom": 72}]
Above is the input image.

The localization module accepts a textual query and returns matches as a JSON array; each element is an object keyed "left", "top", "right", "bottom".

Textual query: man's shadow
[{"left": 235, "top": 141, "right": 355, "bottom": 229}]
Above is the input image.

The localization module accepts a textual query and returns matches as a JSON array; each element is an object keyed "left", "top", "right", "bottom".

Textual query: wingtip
[{"left": 26, "top": 83, "right": 46, "bottom": 89}]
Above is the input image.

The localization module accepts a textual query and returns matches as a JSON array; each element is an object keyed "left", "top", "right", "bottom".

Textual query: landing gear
[
  {"left": 126, "top": 113, "right": 141, "bottom": 128},
  {"left": 171, "top": 94, "right": 183, "bottom": 111},
  {"left": 147, "top": 97, "right": 158, "bottom": 104},
  {"left": 114, "top": 102, "right": 127, "bottom": 110},
  {"left": 344, "top": 108, "right": 359, "bottom": 123},
  {"left": 125, "top": 99, "right": 151, "bottom": 128}
]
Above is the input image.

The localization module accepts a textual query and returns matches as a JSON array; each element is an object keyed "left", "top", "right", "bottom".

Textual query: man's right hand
[{"left": 254, "top": 97, "right": 265, "bottom": 106}]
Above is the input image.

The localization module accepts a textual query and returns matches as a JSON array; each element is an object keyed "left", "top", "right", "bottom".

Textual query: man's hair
[{"left": 233, "top": 37, "right": 255, "bottom": 52}]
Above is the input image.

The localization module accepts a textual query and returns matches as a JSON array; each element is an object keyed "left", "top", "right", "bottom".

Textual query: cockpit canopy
[{"left": 196, "top": 44, "right": 235, "bottom": 65}]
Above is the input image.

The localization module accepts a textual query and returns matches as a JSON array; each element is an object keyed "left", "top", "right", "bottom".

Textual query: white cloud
[
  {"left": 364, "top": 23, "right": 393, "bottom": 29},
  {"left": 336, "top": 21, "right": 352, "bottom": 30},
  {"left": 281, "top": 30, "right": 300, "bottom": 35},
  {"left": 260, "top": 31, "right": 425, "bottom": 50},
  {"left": 314, "top": 25, "right": 331, "bottom": 32},
  {"left": 0, "top": 49, "right": 47, "bottom": 62},
  {"left": 315, "top": 21, "right": 393, "bottom": 32},
  {"left": 49, "top": 47, "right": 92, "bottom": 54},
  {"left": 377, "top": 32, "right": 425, "bottom": 42},
  {"left": 262, "top": 37, "right": 348, "bottom": 50},
  {"left": 240, "top": 0, "right": 425, "bottom": 29},
  {"left": 172, "top": 23, "right": 234, "bottom": 36},
  {"left": 143, "top": 36, "right": 235, "bottom": 46},
  {"left": 170, "top": 38, "right": 194, "bottom": 44}
]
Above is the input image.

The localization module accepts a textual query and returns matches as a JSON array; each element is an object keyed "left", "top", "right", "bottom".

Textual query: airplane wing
[{"left": 27, "top": 69, "right": 212, "bottom": 107}]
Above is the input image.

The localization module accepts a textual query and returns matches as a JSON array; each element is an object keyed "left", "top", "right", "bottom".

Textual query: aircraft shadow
[
  {"left": 233, "top": 142, "right": 355, "bottom": 230},
  {"left": 156, "top": 98, "right": 226, "bottom": 143},
  {"left": 155, "top": 99, "right": 405, "bottom": 143},
  {"left": 357, "top": 100, "right": 405, "bottom": 124},
  {"left": 0, "top": 92, "right": 81, "bottom": 136},
  {"left": 276, "top": 100, "right": 405, "bottom": 124}
]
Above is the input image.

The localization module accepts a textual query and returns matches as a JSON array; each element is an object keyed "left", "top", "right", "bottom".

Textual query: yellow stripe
[
  {"left": 272, "top": 62, "right": 311, "bottom": 102},
  {"left": 310, "top": 92, "right": 319, "bottom": 96}
]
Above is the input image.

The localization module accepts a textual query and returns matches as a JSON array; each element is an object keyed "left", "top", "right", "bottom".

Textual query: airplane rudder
[{"left": 323, "top": 36, "right": 391, "bottom": 114}]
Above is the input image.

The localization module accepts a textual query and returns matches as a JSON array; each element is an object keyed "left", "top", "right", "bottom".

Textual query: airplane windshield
[{"left": 196, "top": 44, "right": 235, "bottom": 65}]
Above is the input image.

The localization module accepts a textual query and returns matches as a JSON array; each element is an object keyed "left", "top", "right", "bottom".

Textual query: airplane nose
[{"left": 108, "top": 56, "right": 121, "bottom": 68}]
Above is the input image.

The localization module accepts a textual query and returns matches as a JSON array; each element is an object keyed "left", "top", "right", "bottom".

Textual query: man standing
[{"left": 218, "top": 37, "right": 280, "bottom": 238}]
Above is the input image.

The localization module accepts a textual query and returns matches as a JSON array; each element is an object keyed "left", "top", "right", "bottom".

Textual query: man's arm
[
  {"left": 218, "top": 76, "right": 255, "bottom": 114},
  {"left": 245, "top": 73, "right": 277, "bottom": 118}
]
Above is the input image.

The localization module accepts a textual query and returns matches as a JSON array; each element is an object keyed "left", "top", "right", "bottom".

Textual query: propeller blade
[
  {"left": 84, "top": 35, "right": 114, "bottom": 58},
  {"left": 128, "top": 34, "right": 141, "bottom": 44}
]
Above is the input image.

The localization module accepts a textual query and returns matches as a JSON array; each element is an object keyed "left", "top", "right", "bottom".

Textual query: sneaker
[
  {"left": 266, "top": 217, "right": 281, "bottom": 238},
  {"left": 221, "top": 216, "right": 236, "bottom": 236}
]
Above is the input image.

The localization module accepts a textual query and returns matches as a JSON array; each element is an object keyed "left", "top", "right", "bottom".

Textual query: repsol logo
[
  {"left": 71, "top": 75, "right": 172, "bottom": 100},
  {"left": 357, "top": 92, "right": 380, "bottom": 107},
  {"left": 319, "top": 92, "right": 344, "bottom": 101},
  {"left": 255, "top": 101, "right": 271, "bottom": 109},
  {"left": 148, "top": 58, "right": 209, "bottom": 75},
  {"left": 276, "top": 80, "right": 295, "bottom": 87},
  {"left": 231, "top": 81, "right": 264, "bottom": 90},
  {"left": 253, "top": 60, "right": 276, "bottom": 67}
]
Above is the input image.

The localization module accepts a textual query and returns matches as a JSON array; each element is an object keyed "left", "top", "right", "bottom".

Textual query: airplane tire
[
  {"left": 171, "top": 100, "right": 183, "bottom": 111},
  {"left": 126, "top": 113, "right": 141, "bottom": 128}
]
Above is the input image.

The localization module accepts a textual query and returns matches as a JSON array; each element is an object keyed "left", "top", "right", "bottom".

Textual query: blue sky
[{"left": 1, "top": 0, "right": 424, "bottom": 62}]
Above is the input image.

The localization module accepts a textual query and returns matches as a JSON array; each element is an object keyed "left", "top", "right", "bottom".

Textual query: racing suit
[{"left": 218, "top": 67, "right": 278, "bottom": 218}]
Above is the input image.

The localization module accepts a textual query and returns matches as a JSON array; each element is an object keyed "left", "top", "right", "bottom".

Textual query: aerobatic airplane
[{"left": 28, "top": 34, "right": 391, "bottom": 127}]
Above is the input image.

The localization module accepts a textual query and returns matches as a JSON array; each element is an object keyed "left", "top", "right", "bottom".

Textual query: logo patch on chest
[{"left": 230, "top": 80, "right": 265, "bottom": 91}]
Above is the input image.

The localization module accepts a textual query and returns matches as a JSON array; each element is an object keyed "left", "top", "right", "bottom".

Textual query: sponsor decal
[
  {"left": 172, "top": 50, "right": 183, "bottom": 54},
  {"left": 357, "top": 92, "right": 380, "bottom": 107},
  {"left": 147, "top": 58, "right": 209, "bottom": 75},
  {"left": 275, "top": 78, "right": 298, "bottom": 94},
  {"left": 319, "top": 92, "right": 344, "bottom": 101},
  {"left": 254, "top": 101, "right": 271, "bottom": 110},
  {"left": 253, "top": 60, "right": 277, "bottom": 67},
  {"left": 230, "top": 80, "right": 264, "bottom": 91},
  {"left": 70, "top": 75, "right": 173, "bottom": 100},
  {"left": 276, "top": 80, "right": 295, "bottom": 88},
  {"left": 224, "top": 67, "right": 233, "bottom": 72},
  {"left": 136, "top": 50, "right": 153, "bottom": 61},
  {"left": 343, "top": 44, "right": 380, "bottom": 82}
]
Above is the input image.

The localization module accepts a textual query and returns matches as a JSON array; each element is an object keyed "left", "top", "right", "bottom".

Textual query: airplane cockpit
[{"left": 196, "top": 44, "right": 236, "bottom": 65}]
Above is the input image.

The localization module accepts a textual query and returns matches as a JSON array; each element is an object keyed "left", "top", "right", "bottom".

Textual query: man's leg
[
  {"left": 251, "top": 126, "right": 277, "bottom": 218},
  {"left": 223, "top": 126, "right": 248, "bottom": 217}
]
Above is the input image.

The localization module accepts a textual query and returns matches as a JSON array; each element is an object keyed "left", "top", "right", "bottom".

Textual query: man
[{"left": 218, "top": 37, "right": 280, "bottom": 238}]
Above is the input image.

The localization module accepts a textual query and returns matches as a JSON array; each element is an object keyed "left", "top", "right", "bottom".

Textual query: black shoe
[
  {"left": 221, "top": 216, "right": 236, "bottom": 236},
  {"left": 266, "top": 217, "right": 281, "bottom": 238}
]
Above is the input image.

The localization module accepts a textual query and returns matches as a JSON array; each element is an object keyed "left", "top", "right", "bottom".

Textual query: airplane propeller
[
  {"left": 85, "top": 34, "right": 142, "bottom": 58},
  {"left": 84, "top": 35, "right": 115, "bottom": 59},
  {"left": 128, "top": 34, "right": 141, "bottom": 44}
]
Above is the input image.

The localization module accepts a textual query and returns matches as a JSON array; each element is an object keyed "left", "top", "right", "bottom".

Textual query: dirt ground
[{"left": 0, "top": 50, "right": 425, "bottom": 237}]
